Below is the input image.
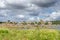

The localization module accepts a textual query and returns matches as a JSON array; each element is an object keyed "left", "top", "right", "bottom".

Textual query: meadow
[
  {"left": 0, "top": 20, "right": 60, "bottom": 40},
  {"left": 0, "top": 28, "right": 60, "bottom": 40}
]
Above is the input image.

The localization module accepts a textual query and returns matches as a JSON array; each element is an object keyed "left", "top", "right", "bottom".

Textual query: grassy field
[{"left": 0, "top": 28, "right": 60, "bottom": 40}]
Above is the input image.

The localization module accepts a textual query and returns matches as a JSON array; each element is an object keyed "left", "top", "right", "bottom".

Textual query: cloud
[
  {"left": 45, "top": 11, "right": 60, "bottom": 21},
  {"left": 0, "top": 0, "right": 31, "bottom": 9},
  {"left": 0, "top": 0, "right": 5, "bottom": 8},
  {"left": 0, "top": 0, "right": 60, "bottom": 22},
  {"left": 0, "top": 10, "right": 8, "bottom": 17},
  {"left": 0, "top": 0, "right": 57, "bottom": 9},
  {"left": 16, "top": 15, "right": 25, "bottom": 18},
  {"left": 31, "top": 0, "right": 57, "bottom": 7},
  {"left": 27, "top": 16, "right": 40, "bottom": 22}
]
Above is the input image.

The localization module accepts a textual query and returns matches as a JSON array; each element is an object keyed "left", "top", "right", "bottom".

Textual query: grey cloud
[
  {"left": 0, "top": 15, "right": 6, "bottom": 17},
  {"left": 0, "top": 0, "right": 60, "bottom": 22},
  {"left": 0, "top": 0, "right": 58, "bottom": 9},
  {"left": 5, "top": 3, "right": 27, "bottom": 9},
  {"left": 0, "top": 0, "right": 30, "bottom": 10},
  {"left": 51, "top": 0, "right": 60, "bottom": 11},
  {"left": 32, "top": 0, "right": 57, "bottom": 7},
  {"left": 56, "top": 17, "right": 60, "bottom": 20},
  {"left": 29, "top": 10, "right": 40, "bottom": 16},
  {"left": 4, "top": 0, "right": 57, "bottom": 10},
  {"left": 29, "top": 13, "right": 39, "bottom": 16}
]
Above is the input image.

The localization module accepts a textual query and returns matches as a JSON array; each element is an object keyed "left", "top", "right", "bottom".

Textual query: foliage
[{"left": 51, "top": 20, "right": 60, "bottom": 25}]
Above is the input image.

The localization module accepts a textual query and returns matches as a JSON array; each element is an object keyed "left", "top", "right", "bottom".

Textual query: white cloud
[
  {"left": 0, "top": 0, "right": 6, "bottom": 8},
  {"left": 50, "top": 12, "right": 60, "bottom": 19},
  {"left": 45, "top": 11, "right": 60, "bottom": 21},
  {"left": 16, "top": 15, "right": 25, "bottom": 18},
  {"left": 27, "top": 17, "right": 40, "bottom": 22}
]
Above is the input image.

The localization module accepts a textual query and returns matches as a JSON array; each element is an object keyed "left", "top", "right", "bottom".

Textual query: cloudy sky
[{"left": 0, "top": 0, "right": 60, "bottom": 22}]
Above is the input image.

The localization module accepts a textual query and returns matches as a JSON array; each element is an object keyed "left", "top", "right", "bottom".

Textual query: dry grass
[{"left": 0, "top": 24, "right": 51, "bottom": 29}]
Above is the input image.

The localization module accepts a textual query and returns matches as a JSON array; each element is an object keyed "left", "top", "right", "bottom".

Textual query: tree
[{"left": 8, "top": 20, "right": 10, "bottom": 23}]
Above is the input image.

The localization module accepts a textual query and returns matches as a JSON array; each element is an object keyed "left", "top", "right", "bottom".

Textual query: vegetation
[
  {"left": 0, "top": 20, "right": 59, "bottom": 40},
  {"left": 0, "top": 28, "right": 60, "bottom": 40},
  {"left": 0, "top": 20, "right": 60, "bottom": 25},
  {"left": 51, "top": 20, "right": 60, "bottom": 25}
]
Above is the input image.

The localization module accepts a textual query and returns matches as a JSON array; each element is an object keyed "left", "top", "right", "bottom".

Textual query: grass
[{"left": 0, "top": 28, "right": 60, "bottom": 40}]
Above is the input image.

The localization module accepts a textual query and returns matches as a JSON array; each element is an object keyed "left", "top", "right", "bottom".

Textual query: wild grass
[{"left": 0, "top": 28, "right": 60, "bottom": 40}]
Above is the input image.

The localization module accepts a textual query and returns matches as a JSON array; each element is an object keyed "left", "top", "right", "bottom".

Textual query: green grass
[{"left": 0, "top": 28, "right": 60, "bottom": 40}]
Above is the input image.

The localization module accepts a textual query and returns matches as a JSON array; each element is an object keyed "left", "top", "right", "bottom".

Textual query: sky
[{"left": 0, "top": 0, "right": 60, "bottom": 22}]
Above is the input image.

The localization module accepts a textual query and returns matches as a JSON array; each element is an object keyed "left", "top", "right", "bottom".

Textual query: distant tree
[
  {"left": 30, "top": 22, "right": 34, "bottom": 25},
  {"left": 0, "top": 22, "right": 3, "bottom": 24},
  {"left": 8, "top": 20, "right": 10, "bottom": 23},
  {"left": 21, "top": 21, "right": 27, "bottom": 25},
  {"left": 51, "top": 20, "right": 60, "bottom": 25},
  {"left": 45, "top": 22, "right": 48, "bottom": 25}
]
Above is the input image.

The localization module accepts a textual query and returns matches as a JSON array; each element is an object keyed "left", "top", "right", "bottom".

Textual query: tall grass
[{"left": 0, "top": 28, "right": 60, "bottom": 40}]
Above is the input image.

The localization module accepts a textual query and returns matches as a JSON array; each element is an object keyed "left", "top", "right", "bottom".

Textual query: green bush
[{"left": 0, "top": 28, "right": 59, "bottom": 40}]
